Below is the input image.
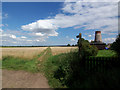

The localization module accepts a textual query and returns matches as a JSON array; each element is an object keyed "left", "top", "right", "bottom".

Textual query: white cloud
[
  {"left": 10, "top": 35, "right": 16, "bottom": 39},
  {"left": 35, "top": 33, "right": 45, "bottom": 36},
  {"left": 0, "top": 29, "right": 3, "bottom": 32},
  {"left": 26, "top": 40, "right": 32, "bottom": 42},
  {"left": 0, "top": 24, "right": 4, "bottom": 27},
  {"left": 62, "top": 2, "right": 118, "bottom": 33},
  {"left": 34, "top": 39, "right": 45, "bottom": 42},
  {"left": 88, "top": 40, "right": 92, "bottom": 42},
  {"left": 21, "top": 19, "right": 58, "bottom": 37},
  {"left": 2, "top": 40, "right": 7, "bottom": 41},
  {"left": 36, "top": 40, "right": 40, "bottom": 42},
  {"left": 4, "top": 14, "right": 8, "bottom": 17},
  {"left": 2, "top": 13, "right": 8, "bottom": 19},
  {"left": 65, "top": 0, "right": 119, "bottom": 2},
  {"left": 21, "top": 36, "right": 27, "bottom": 39},
  {"left": 21, "top": 1, "right": 118, "bottom": 38},
  {"left": 71, "top": 38, "right": 75, "bottom": 41},
  {"left": 88, "top": 35, "right": 92, "bottom": 37},
  {"left": 103, "top": 37, "right": 116, "bottom": 43},
  {"left": 12, "top": 42, "right": 17, "bottom": 44}
]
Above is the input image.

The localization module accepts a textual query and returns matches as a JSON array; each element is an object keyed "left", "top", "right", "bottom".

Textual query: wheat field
[
  {"left": 1, "top": 47, "right": 47, "bottom": 60},
  {"left": 50, "top": 47, "right": 78, "bottom": 55},
  {"left": 1, "top": 47, "right": 78, "bottom": 60},
  {"left": 0, "top": 48, "right": 2, "bottom": 60}
]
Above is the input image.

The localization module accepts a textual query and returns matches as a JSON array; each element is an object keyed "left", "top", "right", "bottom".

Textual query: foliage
[
  {"left": 67, "top": 44, "right": 71, "bottom": 46},
  {"left": 110, "top": 34, "right": 120, "bottom": 56},
  {"left": 44, "top": 50, "right": 80, "bottom": 88},
  {"left": 78, "top": 38, "right": 98, "bottom": 57},
  {"left": 72, "top": 44, "right": 75, "bottom": 46},
  {"left": 44, "top": 50, "right": 120, "bottom": 88}
]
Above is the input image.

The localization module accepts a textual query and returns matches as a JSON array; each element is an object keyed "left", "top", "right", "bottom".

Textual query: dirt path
[
  {"left": 2, "top": 69, "right": 49, "bottom": 88},
  {"left": 2, "top": 48, "right": 50, "bottom": 88},
  {"left": 38, "top": 50, "right": 47, "bottom": 61}
]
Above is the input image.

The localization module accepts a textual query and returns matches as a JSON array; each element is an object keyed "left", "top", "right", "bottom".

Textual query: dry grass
[
  {"left": 50, "top": 47, "right": 78, "bottom": 55},
  {"left": 1, "top": 47, "right": 78, "bottom": 60},
  {"left": 2, "top": 47, "right": 47, "bottom": 60},
  {"left": 0, "top": 47, "right": 2, "bottom": 60}
]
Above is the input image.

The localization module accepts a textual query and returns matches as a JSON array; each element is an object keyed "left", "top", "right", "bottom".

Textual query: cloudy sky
[{"left": 0, "top": 0, "right": 119, "bottom": 46}]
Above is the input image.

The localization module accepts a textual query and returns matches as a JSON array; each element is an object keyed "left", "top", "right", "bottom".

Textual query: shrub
[
  {"left": 67, "top": 44, "right": 71, "bottom": 46},
  {"left": 48, "top": 38, "right": 98, "bottom": 88},
  {"left": 111, "top": 34, "right": 120, "bottom": 56},
  {"left": 79, "top": 38, "right": 98, "bottom": 57}
]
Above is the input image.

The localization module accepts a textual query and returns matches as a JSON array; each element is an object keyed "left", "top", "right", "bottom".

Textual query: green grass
[
  {"left": 2, "top": 56, "right": 38, "bottom": 73},
  {"left": 2, "top": 47, "right": 50, "bottom": 73},
  {"left": 96, "top": 50, "right": 117, "bottom": 57},
  {"left": 37, "top": 47, "right": 52, "bottom": 73},
  {"left": 43, "top": 54, "right": 66, "bottom": 88}
]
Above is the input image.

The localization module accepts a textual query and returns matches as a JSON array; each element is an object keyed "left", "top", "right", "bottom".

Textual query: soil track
[
  {"left": 2, "top": 48, "right": 50, "bottom": 88},
  {"left": 2, "top": 69, "right": 49, "bottom": 88}
]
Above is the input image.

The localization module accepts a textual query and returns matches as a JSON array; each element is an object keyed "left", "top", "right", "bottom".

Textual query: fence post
[{"left": 76, "top": 33, "right": 82, "bottom": 58}]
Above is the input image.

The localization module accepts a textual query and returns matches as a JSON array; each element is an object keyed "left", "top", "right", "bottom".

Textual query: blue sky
[{"left": 0, "top": 1, "right": 119, "bottom": 46}]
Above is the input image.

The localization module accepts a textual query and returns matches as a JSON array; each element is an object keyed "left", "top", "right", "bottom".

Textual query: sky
[{"left": 0, "top": 0, "right": 119, "bottom": 46}]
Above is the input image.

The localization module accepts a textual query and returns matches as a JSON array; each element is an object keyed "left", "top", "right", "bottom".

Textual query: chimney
[{"left": 95, "top": 31, "right": 102, "bottom": 42}]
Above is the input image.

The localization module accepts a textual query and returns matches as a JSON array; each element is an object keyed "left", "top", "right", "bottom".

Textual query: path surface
[
  {"left": 2, "top": 48, "right": 50, "bottom": 88},
  {"left": 2, "top": 69, "right": 49, "bottom": 88}
]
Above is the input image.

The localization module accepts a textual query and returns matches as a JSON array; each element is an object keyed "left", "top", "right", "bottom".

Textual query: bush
[
  {"left": 67, "top": 44, "right": 71, "bottom": 46},
  {"left": 79, "top": 38, "right": 98, "bottom": 57},
  {"left": 111, "top": 34, "right": 120, "bottom": 56},
  {"left": 46, "top": 38, "right": 98, "bottom": 88}
]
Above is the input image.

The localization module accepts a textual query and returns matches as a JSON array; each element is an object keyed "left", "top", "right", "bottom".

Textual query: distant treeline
[{"left": 0, "top": 45, "right": 77, "bottom": 47}]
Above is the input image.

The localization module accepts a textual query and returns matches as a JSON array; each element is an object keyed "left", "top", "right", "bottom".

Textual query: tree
[
  {"left": 72, "top": 44, "right": 75, "bottom": 46},
  {"left": 67, "top": 44, "right": 71, "bottom": 46},
  {"left": 111, "top": 34, "right": 120, "bottom": 56},
  {"left": 78, "top": 38, "right": 98, "bottom": 57}
]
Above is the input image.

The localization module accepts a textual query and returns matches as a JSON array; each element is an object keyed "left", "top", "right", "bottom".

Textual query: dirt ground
[{"left": 2, "top": 69, "right": 49, "bottom": 88}]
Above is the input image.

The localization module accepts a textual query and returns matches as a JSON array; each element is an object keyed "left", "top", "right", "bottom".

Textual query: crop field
[
  {"left": 50, "top": 47, "right": 78, "bottom": 55},
  {"left": 1, "top": 47, "right": 78, "bottom": 60},
  {"left": 0, "top": 48, "right": 2, "bottom": 60},
  {"left": 1, "top": 47, "right": 47, "bottom": 60}
]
